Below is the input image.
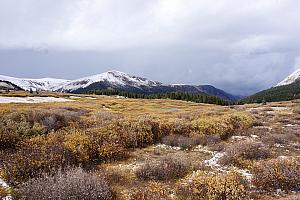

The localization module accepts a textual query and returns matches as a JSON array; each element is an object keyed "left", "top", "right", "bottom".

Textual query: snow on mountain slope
[
  {"left": 0, "top": 81, "right": 16, "bottom": 90},
  {"left": 276, "top": 68, "right": 300, "bottom": 86},
  {"left": 55, "top": 70, "right": 162, "bottom": 92},
  {"left": 0, "top": 75, "right": 69, "bottom": 91}
]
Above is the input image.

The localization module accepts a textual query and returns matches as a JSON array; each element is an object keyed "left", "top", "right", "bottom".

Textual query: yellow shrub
[
  {"left": 126, "top": 181, "right": 171, "bottom": 200},
  {"left": 176, "top": 171, "right": 248, "bottom": 200},
  {"left": 0, "top": 187, "right": 10, "bottom": 199},
  {"left": 252, "top": 158, "right": 300, "bottom": 192},
  {"left": 63, "top": 131, "right": 91, "bottom": 162},
  {"left": 191, "top": 112, "right": 254, "bottom": 140}
]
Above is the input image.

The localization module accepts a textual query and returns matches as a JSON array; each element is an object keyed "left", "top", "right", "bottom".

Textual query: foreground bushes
[
  {"left": 220, "top": 141, "right": 271, "bottom": 168},
  {"left": 176, "top": 171, "right": 248, "bottom": 200},
  {"left": 0, "top": 133, "right": 76, "bottom": 184},
  {"left": 0, "top": 112, "right": 45, "bottom": 149},
  {"left": 14, "top": 167, "right": 114, "bottom": 200},
  {"left": 0, "top": 108, "right": 87, "bottom": 150},
  {"left": 191, "top": 112, "right": 254, "bottom": 140},
  {"left": 252, "top": 158, "right": 300, "bottom": 192},
  {"left": 136, "top": 156, "right": 189, "bottom": 181},
  {"left": 0, "top": 108, "right": 254, "bottom": 187}
]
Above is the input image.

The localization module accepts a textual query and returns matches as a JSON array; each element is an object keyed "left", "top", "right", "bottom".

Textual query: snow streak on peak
[{"left": 276, "top": 68, "right": 300, "bottom": 86}]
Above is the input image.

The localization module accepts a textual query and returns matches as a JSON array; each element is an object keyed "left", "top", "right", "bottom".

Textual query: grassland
[{"left": 0, "top": 91, "right": 299, "bottom": 199}]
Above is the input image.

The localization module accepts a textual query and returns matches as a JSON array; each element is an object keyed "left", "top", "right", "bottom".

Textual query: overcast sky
[{"left": 1, "top": 0, "right": 300, "bottom": 95}]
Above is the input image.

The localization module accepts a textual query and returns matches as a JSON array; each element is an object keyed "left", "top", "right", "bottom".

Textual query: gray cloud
[{"left": 1, "top": 0, "right": 300, "bottom": 95}]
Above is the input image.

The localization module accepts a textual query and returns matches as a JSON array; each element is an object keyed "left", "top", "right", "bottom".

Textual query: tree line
[{"left": 85, "top": 89, "right": 233, "bottom": 106}]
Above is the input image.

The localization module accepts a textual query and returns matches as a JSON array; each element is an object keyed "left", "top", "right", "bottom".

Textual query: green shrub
[{"left": 0, "top": 112, "right": 45, "bottom": 149}]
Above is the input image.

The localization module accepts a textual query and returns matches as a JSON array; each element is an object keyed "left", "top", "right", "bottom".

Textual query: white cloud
[{"left": 1, "top": 0, "right": 300, "bottom": 95}]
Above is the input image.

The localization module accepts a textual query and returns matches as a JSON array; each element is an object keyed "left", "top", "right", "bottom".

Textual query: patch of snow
[
  {"left": 155, "top": 144, "right": 181, "bottom": 151},
  {"left": 0, "top": 96, "right": 74, "bottom": 104},
  {"left": 204, "top": 152, "right": 225, "bottom": 168},
  {"left": 114, "top": 95, "right": 125, "bottom": 99},
  {"left": 284, "top": 124, "right": 296, "bottom": 127},
  {"left": 274, "top": 144, "right": 285, "bottom": 148},
  {"left": 118, "top": 163, "right": 141, "bottom": 171},
  {"left": 276, "top": 68, "right": 300, "bottom": 86},
  {"left": 69, "top": 96, "right": 81, "bottom": 99},
  {"left": 231, "top": 136, "right": 249, "bottom": 141},
  {"left": 238, "top": 169, "right": 253, "bottom": 180},
  {"left": 270, "top": 107, "right": 288, "bottom": 111}
]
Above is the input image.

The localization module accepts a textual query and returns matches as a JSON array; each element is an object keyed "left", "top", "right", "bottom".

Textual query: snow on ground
[
  {"left": 193, "top": 145, "right": 253, "bottom": 181},
  {"left": 0, "top": 96, "right": 74, "bottom": 104},
  {"left": 0, "top": 178, "right": 11, "bottom": 200},
  {"left": 155, "top": 144, "right": 182, "bottom": 151},
  {"left": 69, "top": 96, "right": 81, "bottom": 99}
]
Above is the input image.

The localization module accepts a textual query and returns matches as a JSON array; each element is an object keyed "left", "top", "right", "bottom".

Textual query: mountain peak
[{"left": 276, "top": 68, "right": 300, "bottom": 87}]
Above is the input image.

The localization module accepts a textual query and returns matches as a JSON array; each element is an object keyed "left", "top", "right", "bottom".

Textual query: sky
[{"left": 1, "top": 0, "right": 300, "bottom": 96}]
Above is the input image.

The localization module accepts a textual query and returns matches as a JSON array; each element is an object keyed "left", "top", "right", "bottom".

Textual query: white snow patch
[
  {"left": 155, "top": 144, "right": 181, "bottom": 151},
  {"left": 231, "top": 136, "right": 249, "bottom": 141},
  {"left": 284, "top": 124, "right": 296, "bottom": 127},
  {"left": 193, "top": 145, "right": 225, "bottom": 168},
  {"left": 69, "top": 96, "right": 81, "bottom": 99},
  {"left": 193, "top": 145, "right": 253, "bottom": 181},
  {"left": 204, "top": 152, "right": 225, "bottom": 168},
  {"left": 274, "top": 144, "right": 285, "bottom": 148},
  {"left": 0, "top": 96, "right": 74, "bottom": 104},
  {"left": 276, "top": 68, "right": 300, "bottom": 86}
]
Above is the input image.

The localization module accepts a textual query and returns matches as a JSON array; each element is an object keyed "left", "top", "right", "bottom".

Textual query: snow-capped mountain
[
  {"left": 0, "top": 75, "right": 69, "bottom": 91},
  {"left": 0, "top": 70, "right": 239, "bottom": 101},
  {"left": 55, "top": 70, "right": 162, "bottom": 92},
  {"left": 276, "top": 68, "right": 300, "bottom": 86}
]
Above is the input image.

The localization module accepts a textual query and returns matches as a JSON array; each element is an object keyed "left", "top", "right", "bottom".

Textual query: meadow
[{"left": 0, "top": 91, "right": 300, "bottom": 199}]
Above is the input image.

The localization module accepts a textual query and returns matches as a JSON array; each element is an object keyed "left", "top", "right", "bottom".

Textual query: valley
[{"left": 0, "top": 92, "right": 299, "bottom": 199}]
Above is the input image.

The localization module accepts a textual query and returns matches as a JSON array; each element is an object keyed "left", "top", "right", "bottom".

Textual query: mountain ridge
[
  {"left": 241, "top": 68, "right": 300, "bottom": 103},
  {"left": 0, "top": 70, "right": 239, "bottom": 101},
  {"left": 276, "top": 68, "right": 300, "bottom": 86}
]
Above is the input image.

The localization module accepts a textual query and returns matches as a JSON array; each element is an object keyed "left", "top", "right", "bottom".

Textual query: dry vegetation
[{"left": 0, "top": 92, "right": 300, "bottom": 199}]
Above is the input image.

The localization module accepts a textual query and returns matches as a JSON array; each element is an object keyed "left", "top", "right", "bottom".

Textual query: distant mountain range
[
  {"left": 0, "top": 70, "right": 240, "bottom": 101},
  {"left": 241, "top": 68, "right": 300, "bottom": 103}
]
